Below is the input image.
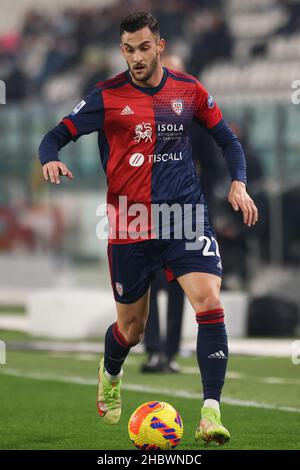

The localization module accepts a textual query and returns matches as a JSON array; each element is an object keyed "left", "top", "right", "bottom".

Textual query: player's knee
[
  {"left": 125, "top": 330, "right": 144, "bottom": 347},
  {"left": 193, "top": 292, "right": 222, "bottom": 314},
  {"left": 121, "top": 318, "right": 145, "bottom": 346}
]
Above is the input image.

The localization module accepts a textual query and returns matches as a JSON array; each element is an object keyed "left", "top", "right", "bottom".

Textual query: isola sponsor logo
[
  {"left": 157, "top": 122, "right": 185, "bottom": 142},
  {"left": 129, "top": 152, "right": 183, "bottom": 166},
  {"left": 157, "top": 123, "right": 184, "bottom": 132}
]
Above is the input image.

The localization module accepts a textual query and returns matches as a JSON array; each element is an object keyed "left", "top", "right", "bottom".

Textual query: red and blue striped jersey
[{"left": 60, "top": 67, "right": 223, "bottom": 243}]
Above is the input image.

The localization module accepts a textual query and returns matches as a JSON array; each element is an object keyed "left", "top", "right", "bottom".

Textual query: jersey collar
[{"left": 126, "top": 67, "right": 168, "bottom": 95}]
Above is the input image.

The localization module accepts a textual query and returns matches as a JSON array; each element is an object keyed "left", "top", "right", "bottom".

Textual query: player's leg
[
  {"left": 106, "top": 290, "right": 150, "bottom": 374},
  {"left": 164, "top": 280, "right": 184, "bottom": 372},
  {"left": 98, "top": 241, "right": 156, "bottom": 424},
  {"left": 177, "top": 272, "right": 230, "bottom": 444},
  {"left": 141, "top": 272, "right": 164, "bottom": 373},
  {"left": 98, "top": 289, "right": 150, "bottom": 424},
  {"left": 98, "top": 239, "right": 166, "bottom": 423}
]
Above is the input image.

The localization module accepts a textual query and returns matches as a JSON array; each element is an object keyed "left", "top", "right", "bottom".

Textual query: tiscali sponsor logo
[
  {"left": 129, "top": 153, "right": 145, "bottom": 167},
  {"left": 148, "top": 152, "right": 183, "bottom": 163},
  {"left": 129, "top": 152, "right": 183, "bottom": 166}
]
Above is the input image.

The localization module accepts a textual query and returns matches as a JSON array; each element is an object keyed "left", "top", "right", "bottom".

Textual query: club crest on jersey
[
  {"left": 115, "top": 282, "right": 124, "bottom": 296},
  {"left": 134, "top": 122, "right": 152, "bottom": 143},
  {"left": 171, "top": 99, "right": 184, "bottom": 116}
]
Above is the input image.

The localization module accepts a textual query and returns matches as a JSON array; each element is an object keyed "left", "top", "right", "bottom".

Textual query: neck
[{"left": 130, "top": 65, "right": 164, "bottom": 88}]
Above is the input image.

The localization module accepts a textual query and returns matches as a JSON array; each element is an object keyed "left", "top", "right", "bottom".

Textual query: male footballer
[{"left": 39, "top": 12, "right": 258, "bottom": 445}]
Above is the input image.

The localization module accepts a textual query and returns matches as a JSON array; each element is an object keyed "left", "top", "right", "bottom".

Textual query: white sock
[
  {"left": 104, "top": 368, "right": 123, "bottom": 382},
  {"left": 203, "top": 399, "right": 220, "bottom": 412}
]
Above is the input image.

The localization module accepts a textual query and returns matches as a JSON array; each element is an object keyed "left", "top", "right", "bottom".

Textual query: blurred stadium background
[{"left": 0, "top": 0, "right": 300, "bottom": 450}]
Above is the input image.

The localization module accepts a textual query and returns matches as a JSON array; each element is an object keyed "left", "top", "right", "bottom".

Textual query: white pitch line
[
  {"left": 1, "top": 368, "right": 300, "bottom": 414},
  {"left": 176, "top": 367, "right": 300, "bottom": 386},
  {"left": 43, "top": 355, "right": 300, "bottom": 386},
  {"left": 45, "top": 353, "right": 300, "bottom": 386},
  {"left": 182, "top": 367, "right": 246, "bottom": 379}
]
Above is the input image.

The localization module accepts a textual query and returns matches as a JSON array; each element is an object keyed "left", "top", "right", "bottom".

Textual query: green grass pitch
[{"left": 0, "top": 348, "right": 299, "bottom": 450}]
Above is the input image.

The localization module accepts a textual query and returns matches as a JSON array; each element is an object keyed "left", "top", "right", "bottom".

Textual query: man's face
[{"left": 120, "top": 27, "right": 165, "bottom": 83}]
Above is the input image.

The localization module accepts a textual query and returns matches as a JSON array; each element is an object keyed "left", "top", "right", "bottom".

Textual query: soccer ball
[{"left": 128, "top": 401, "right": 183, "bottom": 450}]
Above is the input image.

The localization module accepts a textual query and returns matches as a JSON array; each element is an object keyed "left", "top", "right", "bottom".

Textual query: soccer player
[{"left": 39, "top": 12, "right": 258, "bottom": 445}]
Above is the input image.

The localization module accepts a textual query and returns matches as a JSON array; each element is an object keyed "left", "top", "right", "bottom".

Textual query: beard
[{"left": 129, "top": 55, "right": 158, "bottom": 83}]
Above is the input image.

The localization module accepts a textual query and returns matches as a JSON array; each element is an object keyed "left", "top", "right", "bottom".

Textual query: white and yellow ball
[{"left": 128, "top": 401, "right": 184, "bottom": 450}]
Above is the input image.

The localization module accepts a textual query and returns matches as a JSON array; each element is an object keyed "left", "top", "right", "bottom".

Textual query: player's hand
[
  {"left": 227, "top": 181, "right": 258, "bottom": 227},
  {"left": 42, "top": 161, "right": 73, "bottom": 184}
]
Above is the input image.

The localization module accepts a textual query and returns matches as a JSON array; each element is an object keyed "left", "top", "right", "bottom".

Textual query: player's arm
[
  {"left": 209, "top": 119, "right": 258, "bottom": 227},
  {"left": 194, "top": 81, "right": 258, "bottom": 227},
  {"left": 39, "top": 88, "right": 104, "bottom": 184},
  {"left": 39, "top": 124, "right": 74, "bottom": 184}
]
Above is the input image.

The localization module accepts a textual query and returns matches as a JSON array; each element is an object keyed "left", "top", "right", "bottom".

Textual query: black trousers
[{"left": 144, "top": 269, "right": 185, "bottom": 359}]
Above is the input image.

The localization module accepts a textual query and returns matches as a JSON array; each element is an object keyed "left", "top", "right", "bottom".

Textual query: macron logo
[
  {"left": 121, "top": 105, "right": 134, "bottom": 115},
  {"left": 208, "top": 350, "right": 227, "bottom": 359}
]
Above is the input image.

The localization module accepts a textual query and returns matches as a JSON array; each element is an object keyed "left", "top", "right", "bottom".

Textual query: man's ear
[
  {"left": 120, "top": 43, "right": 125, "bottom": 56},
  {"left": 157, "top": 38, "right": 166, "bottom": 55}
]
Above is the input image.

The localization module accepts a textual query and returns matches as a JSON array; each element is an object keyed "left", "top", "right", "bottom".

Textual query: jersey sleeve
[
  {"left": 60, "top": 87, "right": 104, "bottom": 140},
  {"left": 194, "top": 80, "right": 222, "bottom": 129}
]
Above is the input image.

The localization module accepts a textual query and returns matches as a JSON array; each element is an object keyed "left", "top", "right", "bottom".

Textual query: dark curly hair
[{"left": 120, "top": 12, "right": 159, "bottom": 38}]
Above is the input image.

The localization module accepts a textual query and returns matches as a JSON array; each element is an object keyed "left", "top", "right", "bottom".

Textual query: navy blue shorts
[{"left": 107, "top": 225, "right": 223, "bottom": 304}]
